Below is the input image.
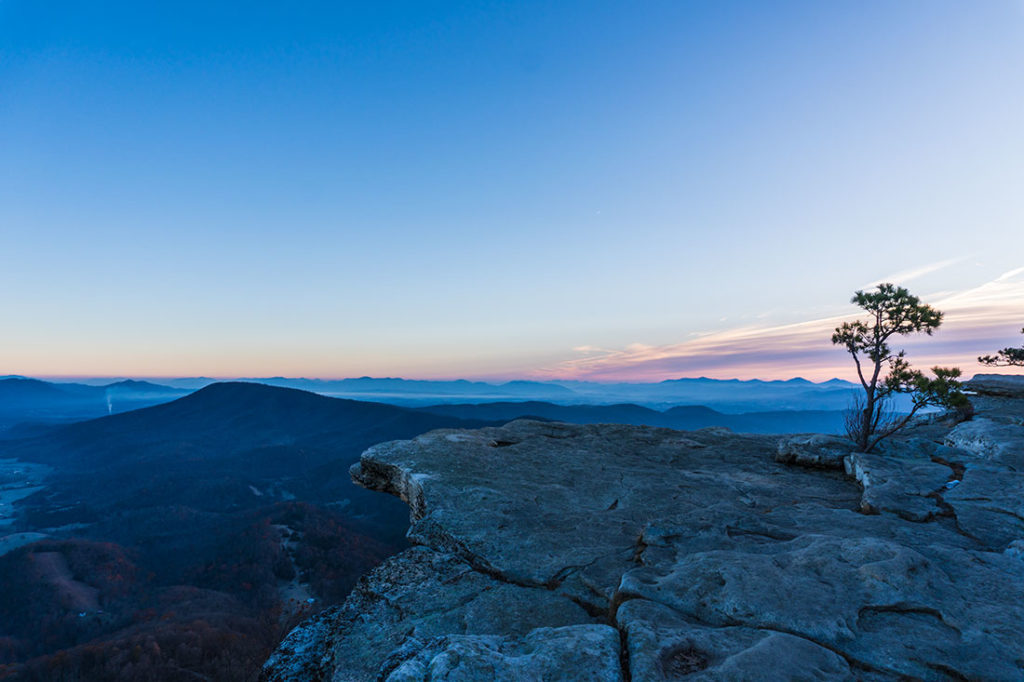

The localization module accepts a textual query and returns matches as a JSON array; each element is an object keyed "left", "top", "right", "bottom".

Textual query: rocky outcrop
[
  {"left": 265, "top": 395, "right": 1024, "bottom": 681},
  {"left": 775, "top": 433, "right": 855, "bottom": 469},
  {"left": 843, "top": 445, "right": 952, "bottom": 521},
  {"left": 945, "top": 418, "right": 1024, "bottom": 467},
  {"left": 966, "top": 373, "right": 1024, "bottom": 399}
]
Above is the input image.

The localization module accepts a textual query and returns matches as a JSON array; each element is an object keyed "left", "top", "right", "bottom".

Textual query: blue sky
[{"left": 2, "top": 1, "right": 1023, "bottom": 380}]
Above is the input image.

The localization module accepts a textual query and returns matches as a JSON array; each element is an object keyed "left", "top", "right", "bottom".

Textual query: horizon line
[{"left": 9, "top": 372, "right": 863, "bottom": 386}]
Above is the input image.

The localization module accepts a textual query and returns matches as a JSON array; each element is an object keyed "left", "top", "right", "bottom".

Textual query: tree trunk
[{"left": 859, "top": 392, "right": 874, "bottom": 452}]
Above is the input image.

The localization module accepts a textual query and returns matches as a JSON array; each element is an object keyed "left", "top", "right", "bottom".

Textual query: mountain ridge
[{"left": 416, "top": 400, "right": 846, "bottom": 434}]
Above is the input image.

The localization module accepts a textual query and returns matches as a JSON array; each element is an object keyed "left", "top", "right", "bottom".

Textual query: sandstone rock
[
  {"left": 330, "top": 546, "right": 596, "bottom": 681},
  {"left": 262, "top": 606, "right": 341, "bottom": 682},
  {"left": 617, "top": 599, "right": 858, "bottom": 681},
  {"left": 382, "top": 626, "right": 623, "bottom": 681},
  {"left": 775, "top": 433, "right": 855, "bottom": 470},
  {"left": 843, "top": 450, "right": 950, "bottom": 521},
  {"left": 945, "top": 417, "right": 1024, "bottom": 470},
  {"left": 617, "top": 533, "right": 1023, "bottom": 680},
  {"left": 265, "top": 402, "right": 1024, "bottom": 682},
  {"left": 350, "top": 421, "right": 856, "bottom": 610},
  {"left": 943, "top": 467, "right": 1024, "bottom": 548}
]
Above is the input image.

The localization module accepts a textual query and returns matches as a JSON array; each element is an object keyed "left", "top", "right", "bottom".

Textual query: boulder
[{"left": 775, "top": 433, "right": 855, "bottom": 470}]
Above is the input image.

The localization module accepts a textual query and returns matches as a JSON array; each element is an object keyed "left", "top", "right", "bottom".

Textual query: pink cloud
[{"left": 538, "top": 269, "right": 1024, "bottom": 382}]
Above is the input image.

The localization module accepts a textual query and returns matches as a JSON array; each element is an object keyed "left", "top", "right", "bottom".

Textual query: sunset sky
[{"left": 2, "top": 1, "right": 1023, "bottom": 381}]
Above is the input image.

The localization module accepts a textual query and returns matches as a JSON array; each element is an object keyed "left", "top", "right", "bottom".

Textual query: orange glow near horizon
[{"left": 9, "top": 270, "right": 1024, "bottom": 385}]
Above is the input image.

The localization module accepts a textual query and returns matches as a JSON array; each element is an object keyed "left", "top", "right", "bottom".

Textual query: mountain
[
  {"left": 304, "top": 375, "right": 861, "bottom": 411},
  {"left": 1, "top": 375, "right": 873, "bottom": 416},
  {"left": 104, "top": 378, "right": 187, "bottom": 394},
  {"left": 0, "top": 377, "right": 74, "bottom": 404},
  {"left": 23, "top": 382, "right": 468, "bottom": 464},
  {"left": 0, "top": 377, "right": 189, "bottom": 435},
  {"left": 239, "top": 376, "right": 579, "bottom": 403},
  {"left": 549, "top": 376, "right": 866, "bottom": 411},
  {"left": 0, "top": 382, "right": 500, "bottom": 580},
  {"left": 418, "top": 401, "right": 846, "bottom": 434}
]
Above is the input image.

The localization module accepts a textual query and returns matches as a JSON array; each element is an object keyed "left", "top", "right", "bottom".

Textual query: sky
[{"left": 2, "top": 1, "right": 1023, "bottom": 381}]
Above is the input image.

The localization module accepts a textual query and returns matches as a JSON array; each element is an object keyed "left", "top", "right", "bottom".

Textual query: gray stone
[
  {"left": 262, "top": 606, "right": 341, "bottom": 682},
  {"left": 945, "top": 417, "right": 1024, "bottom": 470},
  {"left": 775, "top": 434, "right": 855, "bottom": 470},
  {"left": 617, "top": 599, "right": 857, "bottom": 681},
  {"left": 382, "top": 626, "right": 623, "bottom": 681},
  {"left": 843, "top": 450, "right": 950, "bottom": 521},
  {"left": 617, "top": 533, "right": 1024, "bottom": 680},
  {"left": 329, "top": 546, "right": 596, "bottom": 682},
  {"left": 943, "top": 466, "right": 1024, "bottom": 548},
  {"left": 351, "top": 421, "right": 857, "bottom": 610},
  {"left": 264, "top": 399, "right": 1024, "bottom": 682},
  {"left": 967, "top": 373, "right": 1024, "bottom": 398}
]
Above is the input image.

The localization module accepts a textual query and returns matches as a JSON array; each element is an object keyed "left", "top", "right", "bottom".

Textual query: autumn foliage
[{"left": 0, "top": 504, "right": 398, "bottom": 681}]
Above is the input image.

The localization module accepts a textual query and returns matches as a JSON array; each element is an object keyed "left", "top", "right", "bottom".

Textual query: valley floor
[{"left": 0, "top": 459, "right": 49, "bottom": 535}]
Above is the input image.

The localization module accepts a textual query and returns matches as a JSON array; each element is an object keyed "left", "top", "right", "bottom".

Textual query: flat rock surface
[{"left": 265, "top": 393, "right": 1024, "bottom": 682}]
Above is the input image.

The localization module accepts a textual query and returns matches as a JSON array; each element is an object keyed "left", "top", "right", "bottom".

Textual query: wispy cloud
[
  {"left": 933, "top": 267, "right": 1024, "bottom": 325},
  {"left": 539, "top": 268, "right": 1024, "bottom": 382},
  {"left": 861, "top": 257, "right": 963, "bottom": 290}
]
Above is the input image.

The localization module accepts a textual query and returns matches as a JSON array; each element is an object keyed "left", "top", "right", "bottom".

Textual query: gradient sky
[{"left": 2, "top": 1, "right": 1023, "bottom": 381}]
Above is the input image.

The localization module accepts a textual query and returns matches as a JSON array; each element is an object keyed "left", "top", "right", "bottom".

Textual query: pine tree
[
  {"left": 832, "top": 283, "right": 969, "bottom": 452},
  {"left": 979, "top": 328, "right": 1024, "bottom": 367}
]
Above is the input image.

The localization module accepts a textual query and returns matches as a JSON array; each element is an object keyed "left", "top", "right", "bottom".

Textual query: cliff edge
[{"left": 264, "top": 375, "right": 1024, "bottom": 681}]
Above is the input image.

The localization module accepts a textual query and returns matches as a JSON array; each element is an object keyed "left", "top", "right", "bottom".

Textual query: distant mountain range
[
  {"left": 416, "top": 401, "right": 846, "bottom": 435},
  {"left": 1, "top": 374, "right": 927, "bottom": 441},
  {"left": 12, "top": 374, "right": 877, "bottom": 412},
  {"left": 542, "top": 376, "right": 865, "bottom": 412},
  {"left": 0, "top": 377, "right": 189, "bottom": 434}
]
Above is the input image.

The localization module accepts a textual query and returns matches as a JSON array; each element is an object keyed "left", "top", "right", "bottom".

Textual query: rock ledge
[{"left": 265, "top": 402, "right": 1024, "bottom": 681}]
